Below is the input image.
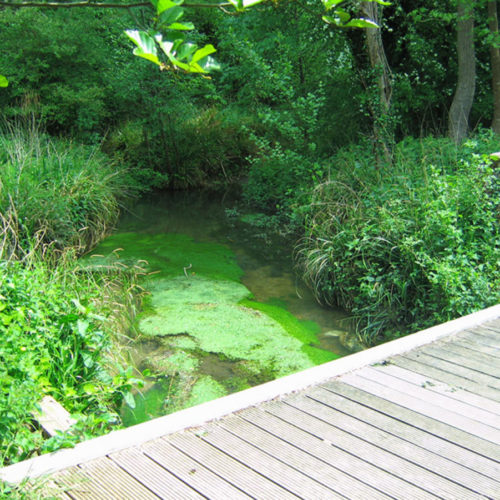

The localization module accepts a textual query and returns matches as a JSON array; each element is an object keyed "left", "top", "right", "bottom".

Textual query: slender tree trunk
[
  {"left": 362, "top": 2, "right": 392, "bottom": 113},
  {"left": 448, "top": 0, "right": 476, "bottom": 144},
  {"left": 361, "top": 1, "right": 393, "bottom": 162},
  {"left": 488, "top": 1, "right": 500, "bottom": 134}
]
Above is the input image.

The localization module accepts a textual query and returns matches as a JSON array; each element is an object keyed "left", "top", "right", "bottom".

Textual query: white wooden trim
[{"left": 2, "top": 304, "right": 499, "bottom": 484}]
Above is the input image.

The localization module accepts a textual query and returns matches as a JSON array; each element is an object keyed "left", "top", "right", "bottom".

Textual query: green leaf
[
  {"left": 156, "top": 0, "right": 182, "bottom": 14},
  {"left": 322, "top": 0, "right": 344, "bottom": 11},
  {"left": 123, "top": 391, "right": 136, "bottom": 409},
  {"left": 176, "top": 42, "right": 198, "bottom": 61},
  {"left": 191, "top": 44, "right": 216, "bottom": 64},
  {"left": 242, "top": 0, "right": 266, "bottom": 7},
  {"left": 159, "top": 6, "right": 184, "bottom": 26},
  {"left": 168, "top": 22, "right": 194, "bottom": 31},
  {"left": 344, "top": 18, "right": 379, "bottom": 28},
  {"left": 0, "top": 75, "right": 8, "bottom": 88},
  {"left": 322, "top": 15, "right": 341, "bottom": 26},
  {"left": 197, "top": 56, "right": 221, "bottom": 72},
  {"left": 82, "top": 383, "right": 98, "bottom": 395},
  {"left": 125, "top": 30, "right": 160, "bottom": 65},
  {"left": 335, "top": 8, "right": 350, "bottom": 23}
]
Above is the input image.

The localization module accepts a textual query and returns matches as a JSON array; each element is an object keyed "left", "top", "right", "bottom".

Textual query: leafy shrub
[
  {"left": 298, "top": 134, "right": 500, "bottom": 345},
  {"left": 243, "top": 92, "right": 326, "bottom": 212},
  {"left": 0, "top": 258, "right": 142, "bottom": 467}
]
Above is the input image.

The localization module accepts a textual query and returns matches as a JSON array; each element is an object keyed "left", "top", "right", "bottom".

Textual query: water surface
[{"left": 90, "top": 191, "right": 355, "bottom": 425}]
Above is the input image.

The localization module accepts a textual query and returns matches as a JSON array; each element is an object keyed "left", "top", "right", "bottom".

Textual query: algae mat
[{"left": 87, "top": 231, "right": 337, "bottom": 425}]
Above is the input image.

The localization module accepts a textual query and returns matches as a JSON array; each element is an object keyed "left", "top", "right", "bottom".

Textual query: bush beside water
[
  {"left": 298, "top": 135, "right": 500, "bottom": 346},
  {"left": 0, "top": 128, "right": 139, "bottom": 468}
]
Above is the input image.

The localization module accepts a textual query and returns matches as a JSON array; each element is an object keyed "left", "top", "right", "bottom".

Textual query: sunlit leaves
[
  {"left": 0, "top": 75, "right": 7, "bottom": 87},
  {"left": 125, "top": 30, "right": 160, "bottom": 65},
  {"left": 126, "top": 0, "right": 389, "bottom": 75}
]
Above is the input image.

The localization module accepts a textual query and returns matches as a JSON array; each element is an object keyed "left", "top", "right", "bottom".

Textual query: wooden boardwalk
[{"left": 2, "top": 306, "right": 500, "bottom": 499}]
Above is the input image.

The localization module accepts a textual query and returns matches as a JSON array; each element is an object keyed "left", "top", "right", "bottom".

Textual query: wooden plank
[
  {"left": 322, "top": 380, "right": 500, "bottom": 462},
  {"left": 77, "top": 457, "right": 159, "bottom": 499},
  {"left": 432, "top": 342, "right": 500, "bottom": 377},
  {"left": 453, "top": 337, "right": 500, "bottom": 358},
  {"left": 52, "top": 459, "right": 158, "bottom": 500},
  {"left": 462, "top": 331, "right": 500, "bottom": 349},
  {"left": 218, "top": 413, "right": 396, "bottom": 499},
  {"left": 419, "top": 344, "right": 500, "bottom": 383},
  {"left": 462, "top": 328, "right": 500, "bottom": 347},
  {"left": 305, "top": 386, "right": 500, "bottom": 481},
  {"left": 52, "top": 468, "right": 109, "bottom": 500},
  {"left": 403, "top": 350, "right": 500, "bottom": 391},
  {"left": 166, "top": 432, "right": 297, "bottom": 499},
  {"left": 284, "top": 393, "right": 500, "bottom": 498},
  {"left": 29, "top": 478, "right": 73, "bottom": 499},
  {"left": 141, "top": 438, "right": 251, "bottom": 499},
  {"left": 369, "top": 364, "right": 500, "bottom": 419},
  {"left": 481, "top": 319, "right": 500, "bottom": 333},
  {"left": 200, "top": 421, "right": 342, "bottom": 499},
  {"left": 258, "top": 401, "right": 483, "bottom": 499},
  {"left": 391, "top": 354, "right": 500, "bottom": 403},
  {"left": 33, "top": 396, "right": 76, "bottom": 438},
  {"left": 109, "top": 447, "right": 203, "bottom": 499},
  {"left": 341, "top": 371, "right": 500, "bottom": 445}
]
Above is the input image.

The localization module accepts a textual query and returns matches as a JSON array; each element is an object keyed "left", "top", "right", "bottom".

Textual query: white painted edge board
[{"left": 2, "top": 303, "right": 499, "bottom": 484}]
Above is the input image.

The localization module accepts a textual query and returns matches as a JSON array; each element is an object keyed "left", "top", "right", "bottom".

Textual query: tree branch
[{"left": 0, "top": 0, "right": 231, "bottom": 8}]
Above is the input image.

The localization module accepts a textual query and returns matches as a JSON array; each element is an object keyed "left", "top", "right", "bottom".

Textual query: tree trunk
[
  {"left": 488, "top": 1, "right": 500, "bottom": 135},
  {"left": 362, "top": 2, "right": 392, "bottom": 113},
  {"left": 361, "top": 1, "right": 393, "bottom": 162},
  {"left": 448, "top": 0, "right": 476, "bottom": 144}
]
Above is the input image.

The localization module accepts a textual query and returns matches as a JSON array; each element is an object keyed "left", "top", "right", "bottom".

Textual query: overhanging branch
[{"left": 0, "top": 0, "right": 231, "bottom": 8}]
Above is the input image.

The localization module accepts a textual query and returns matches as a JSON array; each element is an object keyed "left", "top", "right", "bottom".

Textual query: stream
[{"left": 87, "top": 191, "right": 357, "bottom": 426}]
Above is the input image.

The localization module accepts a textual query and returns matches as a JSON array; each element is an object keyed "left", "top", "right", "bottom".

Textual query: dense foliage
[
  {"left": 0, "top": 2, "right": 499, "bottom": 475},
  {"left": 0, "top": 129, "right": 142, "bottom": 467},
  {"left": 298, "top": 135, "right": 500, "bottom": 345}
]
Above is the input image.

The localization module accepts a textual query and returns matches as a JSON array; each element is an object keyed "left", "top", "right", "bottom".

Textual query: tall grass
[
  {"left": 297, "top": 134, "right": 500, "bottom": 346},
  {"left": 0, "top": 125, "right": 129, "bottom": 260}
]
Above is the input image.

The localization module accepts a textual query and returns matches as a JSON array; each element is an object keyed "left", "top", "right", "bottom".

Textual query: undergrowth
[
  {"left": 0, "top": 126, "right": 143, "bottom": 470},
  {"left": 297, "top": 133, "right": 500, "bottom": 345}
]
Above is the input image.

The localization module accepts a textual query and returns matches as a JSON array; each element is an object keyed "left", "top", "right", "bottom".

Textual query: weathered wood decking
[{"left": 2, "top": 305, "right": 500, "bottom": 499}]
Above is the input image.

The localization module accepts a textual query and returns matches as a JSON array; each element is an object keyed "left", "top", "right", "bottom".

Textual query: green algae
[
  {"left": 239, "top": 298, "right": 338, "bottom": 365},
  {"left": 139, "top": 276, "right": 316, "bottom": 377},
  {"left": 185, "top": 376, "right": 227, "bottom": 407},
  {"left": 88, "top": 224, "right": 340, "bottom": 426},
  {"left": 88, "top": 232, "right": 243, "bottom": 282}
]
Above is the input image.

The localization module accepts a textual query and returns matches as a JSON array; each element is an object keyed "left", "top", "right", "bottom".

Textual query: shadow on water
[{"left": 103, "top": 190, "right": 357, "bottom": 424}]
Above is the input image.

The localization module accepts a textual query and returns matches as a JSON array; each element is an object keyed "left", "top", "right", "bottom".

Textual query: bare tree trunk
[
  {"left": 488, "top": 1, "right": 500, "bottom": 134},
  {"left": 448, "top": 0, "right": 476, "bottom": 144},
  {"left": 362, "top": 1, "right": 392, "bottom": 114},
  {"left": 361, "top": 1, "right": 393, "bottom": 163}
]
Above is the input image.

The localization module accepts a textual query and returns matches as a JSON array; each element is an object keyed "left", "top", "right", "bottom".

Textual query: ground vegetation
[{"left": 0, "top": 0, "right": 499, "bottom": 475}]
